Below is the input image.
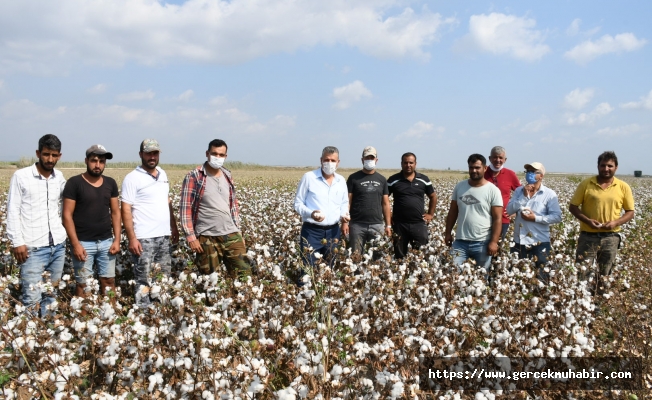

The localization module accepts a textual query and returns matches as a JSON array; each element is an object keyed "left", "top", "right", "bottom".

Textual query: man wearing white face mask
[
  {"left": 179, "top": 139, "right": 252, "bottom": 279},
  {"left": 343, "top": 146, "right": 391, "bottom": 255},
  {"left": 294, "top": 146, "right": 349, "bottom": 277}
]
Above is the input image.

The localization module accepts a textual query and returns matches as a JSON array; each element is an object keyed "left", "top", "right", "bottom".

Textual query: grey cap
[{"left": 85, "top": 144, "right": 113, "bottom": 159}]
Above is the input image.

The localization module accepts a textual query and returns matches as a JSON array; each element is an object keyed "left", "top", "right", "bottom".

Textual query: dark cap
[{"left": 86, "top": 144, "right": 113, "bottom": 159}]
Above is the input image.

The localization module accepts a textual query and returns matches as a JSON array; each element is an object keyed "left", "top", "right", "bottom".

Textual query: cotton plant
[{"left": 0, "top": 177, "right": 650, "bottom": 398}]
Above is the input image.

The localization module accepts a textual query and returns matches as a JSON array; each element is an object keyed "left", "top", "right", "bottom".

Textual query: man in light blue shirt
[
  {"left": 294, "top": 146, "right": 349, "bottom": 280},
  {"left": 506, "top": 162, "right": 562, "bottom": 283}
]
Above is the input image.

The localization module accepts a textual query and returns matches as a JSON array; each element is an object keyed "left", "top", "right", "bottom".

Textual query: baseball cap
[
  {"left": 362, "top": 146, "right": 377, "bottom": 158},
  {"left": 141, "top": 139, "right": 161, "bottom": 153},
  {"left": 524, "top": 162, "right": 546, "bottom": 175},
  {"left": 85, "top": 144, "right": 113, "bottom": 159}
]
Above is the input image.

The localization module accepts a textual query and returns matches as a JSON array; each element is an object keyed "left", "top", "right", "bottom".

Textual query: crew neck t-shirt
[
  {"left": 195, "top": 174, "right": 239, "bottom": 236},
  {"left": 451, "top": 180, "right": 503, "bottom": 241},
  {"left": 121, "top": 166, "right": 171, "bottom": 239},
  {"left": 346, "top": 170, "right": 388, "bottom": 224},
  {"left": 387, "top": 172, "right": 435, "bottom": 223},
  {"left": 63, "top": 175, "right": 119, "bottom": 241}
]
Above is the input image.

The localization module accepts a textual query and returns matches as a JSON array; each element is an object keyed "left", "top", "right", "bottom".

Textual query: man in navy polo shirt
[{"left": 387, "top": 152, "right": 437, "bottom": 259}]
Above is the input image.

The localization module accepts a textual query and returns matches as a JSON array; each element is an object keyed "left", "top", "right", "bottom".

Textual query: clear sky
[{"left": 0, "top": 0, "right": 650, "bottom": 173}]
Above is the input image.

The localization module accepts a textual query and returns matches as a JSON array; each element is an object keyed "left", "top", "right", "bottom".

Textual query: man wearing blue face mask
[
  {"left": 294, "top": 146, "right": 349, "bottom": 280},
  {"left": 343, "top": 146, "right": 392, "bottom": 256},
  {"left": 506, "top": 162, "right": 562, "bottom": 283},
  {"left": 179, "top": 139, "right": 252, "bottom": 279}
]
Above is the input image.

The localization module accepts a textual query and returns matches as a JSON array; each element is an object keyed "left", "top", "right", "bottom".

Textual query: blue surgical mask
[{"left": 525, "top": 171, "right": 538, "bottom": 184}]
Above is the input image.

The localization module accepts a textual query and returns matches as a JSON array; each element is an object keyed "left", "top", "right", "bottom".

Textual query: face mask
[
  {"left": 525, "top": 171, "right": 538, "bottom": 184},
  {"left": 322, "top": 161, "right": 337, "bottom": 175},
  {"left": 489, "top": 163, "right": 503, "bottom": 172},
  {"left": 363, "top": 160, "right": 376, "bottom": 171},
  {"left": 208, "top": 156, "right": 225, "bottom": 169}
]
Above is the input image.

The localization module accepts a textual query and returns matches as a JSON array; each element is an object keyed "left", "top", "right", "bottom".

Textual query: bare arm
[
  {"left": 603, "top": 210, "right": 635, "bottom": 230},
  {"left": 423, "top": 192, "right": 437, "bottom": 222},
  {"left": 487, "top": 206, "right": 503, "bottom": 255},
  {"left": 121, "top": 202, "right": 142, "bottom": 256},
  {"left": 444, "top": 200, "right": 458, "bottom": 246},
  {"left": 109, "top": 197, "right": 121, "bottom": 254},
  {"left": 169, "top": 199, "right": 179, "bottom": 245},
  {"left": 382, "top": 194, "right": 392, "bottom": 236},
  {"left": 569, "top": 204, "right": 602, "bottom": 230},
  {"left": 62, "top": 198, "right": 86, "bottom": 261}
]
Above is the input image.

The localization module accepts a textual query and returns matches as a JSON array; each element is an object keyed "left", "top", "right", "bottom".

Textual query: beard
[
  {"left": 141, "top": 156, "right": 159, "bottom": 169},
  {"left": 87, "top": 165, "right": 104, "bottom": 177},
  {"left": 38, "top": 158, "right": 56, "bottom": 171}
]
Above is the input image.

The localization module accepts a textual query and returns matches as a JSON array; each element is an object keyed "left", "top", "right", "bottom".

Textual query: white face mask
[
  {"left": 208, "top": 156, "right": 225, "bottom": 169},
  {"left": 322, "top": 161, "right": 337, "bottom": 175},
  {"left": 363, "top": 159, "right": 376, "bottom": 171},
  {"left": 489, "top": 163, "right": 503, "bottom": 172}
]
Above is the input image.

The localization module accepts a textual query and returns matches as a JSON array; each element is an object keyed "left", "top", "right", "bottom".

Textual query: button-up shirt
[
  {"left": 6, "top": 164, "right": 67, "bottom": 248},
  {"left": 294, "top": 168, "right": 348, "bottom": 226},
  {"left": 506, "top": 183, "right": 562, "bottom": 245},
  {"left": 179, "top": 164, "right": 240, "bottom": 242}
]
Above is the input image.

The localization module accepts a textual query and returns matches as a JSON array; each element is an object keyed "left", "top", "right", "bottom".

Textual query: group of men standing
[
  {"left": 6, "top": 135, "right": 635, "bottom": 316},
  {"left": 7, "top": 135, "right": 251, "bottom": 316},
  {"left": 294, "top": 145, "right": 635, "bottom": 295}
]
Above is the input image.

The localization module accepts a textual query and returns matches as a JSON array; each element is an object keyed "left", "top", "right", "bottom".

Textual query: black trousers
[{"left": 393, "top": 221, "right": 429, "bottom": 259}]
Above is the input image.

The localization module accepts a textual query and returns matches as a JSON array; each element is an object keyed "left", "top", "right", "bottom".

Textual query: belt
[
  {"left": 581, "top": 231, "right": 619, "bottom": 237},
  {"left": 304, "top": 222, "right": 338, "bottom": 230}
]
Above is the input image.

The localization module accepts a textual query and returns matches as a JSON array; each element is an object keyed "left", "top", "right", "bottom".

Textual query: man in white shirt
[
  {"left": 121, "top": 139, "right": 179, "bottom": 306},
  {"left": 294, "top": 146, "right": 349, "bottom": 282},
  {"left": 6, "top": 134, "right": 67, "bottom": 317},
  {"left": 506, "top": 162, "right": 562, "bottom": 283}
]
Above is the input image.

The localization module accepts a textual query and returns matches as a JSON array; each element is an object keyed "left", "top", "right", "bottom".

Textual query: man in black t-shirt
[
  {"left": 387, "top": 152, "right": 437, "bottom": 259},
  {"left": 343, "top": 146, "right": 391, "bottom": 255},
  {"left": 62, "top": 145, "right": 121, "bottom": 298}
]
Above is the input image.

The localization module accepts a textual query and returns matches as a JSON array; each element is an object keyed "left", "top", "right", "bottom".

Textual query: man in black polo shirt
[{"left": 387, "top": 152, "right": 437, "bottom": 259}]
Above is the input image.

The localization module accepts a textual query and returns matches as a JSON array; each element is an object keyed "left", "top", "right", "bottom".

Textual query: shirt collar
[
  {"left": 30, "top": 163, "right": 56, "bottom": 179},
  {"left": 136, "top": 165, "right": 160, "bottom": 180},
  {"left": 590, "top": 176, "right": 618, "bottom": 188}
]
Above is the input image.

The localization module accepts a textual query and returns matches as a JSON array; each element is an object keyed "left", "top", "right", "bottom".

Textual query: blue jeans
[
  {"left": 451, "top": 239, "right": 492, "bottom": 271},
  {"left": 299, "top": 223, "right": 340, "bottom": 268},
  {"left": 72, "top": 238, "right": 116, "bottom": 284},
  {"left": 19, "top": 242, "right": 65, "bottom": 317},
  {"left": 511, "top": 242, "right": 552, "bottom": 283}
]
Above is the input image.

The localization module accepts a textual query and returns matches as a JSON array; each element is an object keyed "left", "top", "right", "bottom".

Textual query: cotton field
[{"left": 1, "top": 174, "right": 651, "bottom": 399}]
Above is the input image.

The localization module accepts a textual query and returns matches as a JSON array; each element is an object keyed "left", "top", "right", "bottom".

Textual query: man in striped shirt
[
  {"left": 7, "top": 134, "right": 67, "bottom": 317},
  {"left": 179, "top": 139, "right": 251, "bottom": 279}
]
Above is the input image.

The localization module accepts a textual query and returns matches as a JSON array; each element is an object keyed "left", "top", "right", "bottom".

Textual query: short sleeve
[
  {"left": 110, "top": 178, "right": 119, "bottom": 198},
  {"left": 121, "top": 175, "right": 137, "bottom": 205},
  {"left": 570, "top": 179, "right": 588, "bottom": 206},
  {"left": 382, "top": 178, "right": 389, "bottom": 195},
  {"left": 491, "top": 186, "right": 503, "bottom": 207},
  {"left": 622, "top": 183, "right": 635, "bottom": 211},
  {"left": 451, "top": 183, "right": 459, "bottom": 202},
  {"left": 62, "top": 177, "right": 78, "bottom": 201},
  {"left": 346, "top": 175, "right": 353, "bottom": 193}
]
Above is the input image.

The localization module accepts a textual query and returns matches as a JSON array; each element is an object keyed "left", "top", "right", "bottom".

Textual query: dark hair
[
  {"left": 468, "top": 153, "right": 486, "bottom": 166},
  {"left": 401, "top": 152, "right": 417, "bottom": 162},
  {"left": 597, "top": 151, "right": 618, "bottom": 167},
  {"left": 208, "top": 139, "right": 228, "bottom": 152},
  {"left": 38, "top": 134, "right": 62, "bottom": 152}
]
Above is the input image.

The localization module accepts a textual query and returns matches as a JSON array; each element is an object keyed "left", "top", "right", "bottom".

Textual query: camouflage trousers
[{"left": 196, "top": 232, "right": 252, "bottom": 278}]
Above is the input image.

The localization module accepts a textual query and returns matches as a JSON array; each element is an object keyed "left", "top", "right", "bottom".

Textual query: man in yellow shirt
[{"left": 569, "top": 151, "right": 634, "bottom": 294}]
